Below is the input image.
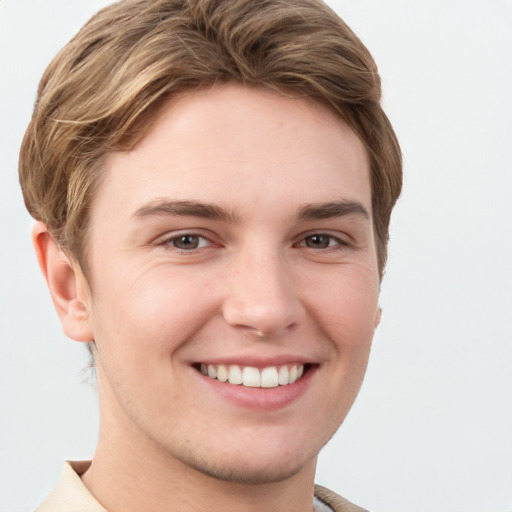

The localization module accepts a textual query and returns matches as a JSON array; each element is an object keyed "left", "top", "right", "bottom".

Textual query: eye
[
  {"left": 298, "top": 233, "right": 346, "bottom": 249},
  {"left": 165, "top": 234, "right": 210, "bottom": 250}
]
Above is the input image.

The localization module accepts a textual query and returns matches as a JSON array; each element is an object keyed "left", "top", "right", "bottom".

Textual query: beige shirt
[{"left": 35, "top": 461, "right": 367, "bottom": 512}]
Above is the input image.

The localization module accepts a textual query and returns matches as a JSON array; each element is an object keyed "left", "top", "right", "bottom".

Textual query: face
[{"left": 81, "top": 84, "right": 380, "bottom": 484}]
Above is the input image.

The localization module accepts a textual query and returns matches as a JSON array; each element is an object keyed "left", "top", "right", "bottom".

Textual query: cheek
[
  {"left": 306, "top": 268, "right": 379, "bottom": 348},
  {"left": 88, "top": 268, "right": 210, "bottom": 417},
  {"left": 89, "top": 264, "right": 219, "bottom": 359}
]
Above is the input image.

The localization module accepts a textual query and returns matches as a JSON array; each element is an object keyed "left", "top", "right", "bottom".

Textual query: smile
[{"left": 198, "top": 363, "right": 307, "bottom": 388}]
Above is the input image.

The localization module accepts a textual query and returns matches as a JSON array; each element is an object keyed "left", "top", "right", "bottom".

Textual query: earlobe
[{"left": 32, "top": 221, "right": 94, "bottom": 342}]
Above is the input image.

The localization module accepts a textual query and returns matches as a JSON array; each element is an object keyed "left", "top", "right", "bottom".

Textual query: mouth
[{"left": 193, "top": 363, "right": 312, "bottom": 389}]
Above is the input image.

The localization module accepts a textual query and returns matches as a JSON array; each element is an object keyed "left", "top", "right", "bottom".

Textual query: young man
[{"left": 19, "top": 0, "right": 401, "bottom": 511}]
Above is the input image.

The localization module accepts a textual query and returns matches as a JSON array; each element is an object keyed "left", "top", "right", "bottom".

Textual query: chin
[{"left": 175, "top": 445, "right": 317, "bottom": 485}]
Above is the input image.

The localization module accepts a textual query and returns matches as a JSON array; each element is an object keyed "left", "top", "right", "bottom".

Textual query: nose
[{"left": 222, "top": 249, "right": 303, "bottom": 337}]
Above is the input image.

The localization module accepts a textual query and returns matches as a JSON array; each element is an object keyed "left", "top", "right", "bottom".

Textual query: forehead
[{"left": 95, "top": 84, "right": 371, "bottom": 219}]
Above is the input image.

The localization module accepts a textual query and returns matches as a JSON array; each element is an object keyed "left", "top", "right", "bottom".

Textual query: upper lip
[{"left": 192, "top": 355, "right": 317, "bottom": 368}]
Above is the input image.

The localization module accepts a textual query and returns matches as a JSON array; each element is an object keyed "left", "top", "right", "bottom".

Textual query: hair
[{"left": 19, "top": 0, "right": 401, "bottom": 278}]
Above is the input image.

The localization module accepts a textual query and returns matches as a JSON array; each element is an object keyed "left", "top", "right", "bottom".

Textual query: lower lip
[{"left": 195, "top": 366, "right": 317, "bottom": 412}]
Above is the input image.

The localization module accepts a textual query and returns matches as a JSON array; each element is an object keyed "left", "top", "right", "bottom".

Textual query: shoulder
[{"left": 314, "top": 484, "right": 369, "bottom": 512}]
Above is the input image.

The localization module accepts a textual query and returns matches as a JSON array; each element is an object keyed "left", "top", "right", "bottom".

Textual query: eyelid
[
  {"left": 294, "top": 231, "right": 350, "bottom": 248},
  {"left": 153, "top": 229, "right": 218, "bottom": 249},
  {"left": 170, "top": 234, "right": 211, "bottom": 250}
]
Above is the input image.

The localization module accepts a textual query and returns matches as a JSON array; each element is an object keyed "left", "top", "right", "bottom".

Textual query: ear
[
  {"left": 374, "top": 306, "right": 382, "bottom": 329},
  {"left": 32, "top": 221, "right": 93, "bottom": 342}
]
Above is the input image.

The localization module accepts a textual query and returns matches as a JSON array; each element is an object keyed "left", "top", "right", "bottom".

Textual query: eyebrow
[
  {"left": 132, "top": 199, "right": 240, "bottom": 223},
  {"left": 297, "top": 201, "right": 370, "bottom": 221},
  {"left": 132, "top": 199, "right": 369, "bottom": 224}
]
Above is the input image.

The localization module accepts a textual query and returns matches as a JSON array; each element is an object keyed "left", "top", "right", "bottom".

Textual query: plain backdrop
[{"left": 1, "top": 1, "right": 511, "bottom": 511}]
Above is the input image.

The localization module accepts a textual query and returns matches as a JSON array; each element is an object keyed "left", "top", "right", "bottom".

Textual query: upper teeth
[{"left": 199, "top": 364, "right": 304, "bottom": 388}]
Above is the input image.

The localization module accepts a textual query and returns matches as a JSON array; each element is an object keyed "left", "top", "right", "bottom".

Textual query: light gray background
[{"left": 1, "top": 1, "right": 511, "bottom": 511}]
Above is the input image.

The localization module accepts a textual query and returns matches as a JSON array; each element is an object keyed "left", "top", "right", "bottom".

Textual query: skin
[{"left": 35, "top": 84, "right": 381, "bottom": 512}]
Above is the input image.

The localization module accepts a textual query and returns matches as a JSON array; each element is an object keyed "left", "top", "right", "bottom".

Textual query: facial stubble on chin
[
  {"left": 170, "top": 419, "right": 347, "bottom": 486},
  {"left": 174, "top": 447, "right": 313, "bottom": 485}
]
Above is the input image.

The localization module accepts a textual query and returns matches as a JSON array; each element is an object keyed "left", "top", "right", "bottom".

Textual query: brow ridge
[
  {"left": 133, "top": 199, "right": 368, "bottom": 223},
  {"left": 297, "top": 201, "right": 369, "bottom": 220},
  {"left": 132, "top": 199, "right": 239, "bottom": 222}
]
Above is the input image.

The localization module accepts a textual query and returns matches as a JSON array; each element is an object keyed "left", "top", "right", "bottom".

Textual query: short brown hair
[{"left": 19, "top": 0, "right": 401, "bottom": 277}]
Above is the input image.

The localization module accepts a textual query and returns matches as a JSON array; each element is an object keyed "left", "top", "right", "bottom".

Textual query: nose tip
[
  {"left": 223, "top": 300, "right": 298, "bottom": 337},
  {"left": 222, "top": 256, "right": 302, "bottom": 337}
]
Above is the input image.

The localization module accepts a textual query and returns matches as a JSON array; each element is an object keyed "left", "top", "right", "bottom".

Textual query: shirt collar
[{"left": 36, "top": 461, "right": 107, "bottom": 512}]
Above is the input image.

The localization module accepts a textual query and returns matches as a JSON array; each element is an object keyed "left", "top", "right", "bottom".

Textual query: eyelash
[
  {"left": 161, "top": 233, "right": 212, "bottom": 252},
  {"left": 295, "top": 233, "right": 349, "bottom": 251},
  {"left": 158, "top": 232, "right": 349, "bottom": 253}
]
